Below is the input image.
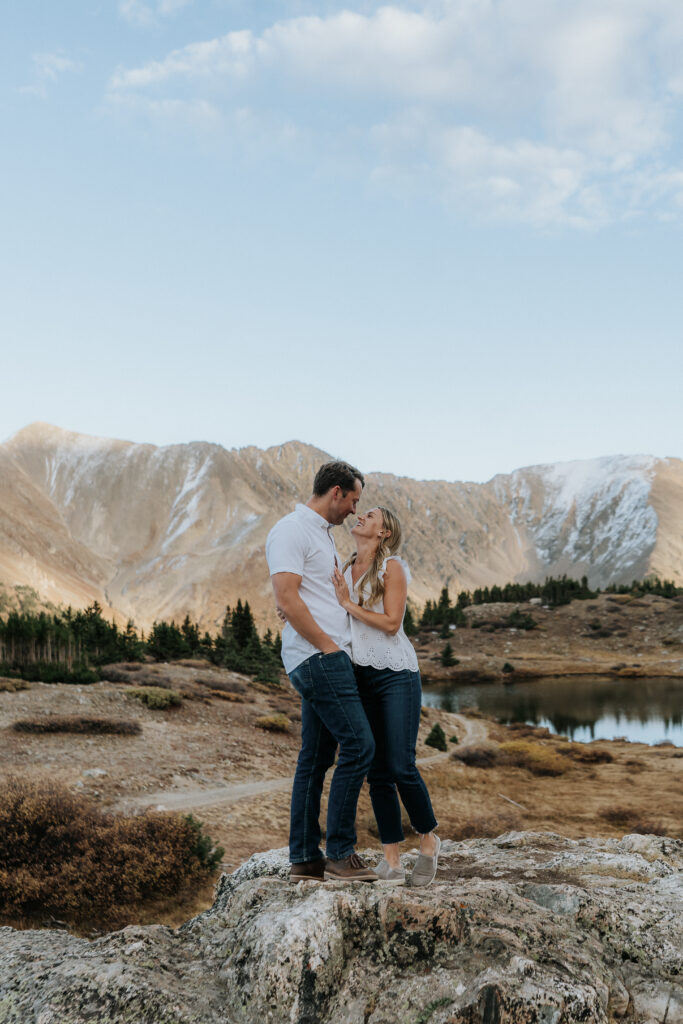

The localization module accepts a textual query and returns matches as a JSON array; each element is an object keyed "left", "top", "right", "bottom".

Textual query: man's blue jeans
[
  {"left": 355, "top": 665, "right": 438, "bottom": 844},
  {"left": 288, "top": 650, "right": 375, "bottom": 863}
]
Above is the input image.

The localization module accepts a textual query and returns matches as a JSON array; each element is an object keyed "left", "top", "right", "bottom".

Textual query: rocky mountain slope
[
  {"left": 1, "top": 423, "right": 681, "bottom": 629},
  {"left": 1, "top": 833, "right": 681, "bottom": 1023}
]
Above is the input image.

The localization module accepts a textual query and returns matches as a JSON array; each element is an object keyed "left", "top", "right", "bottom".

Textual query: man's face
[{"left": 329, "top": 479, "right": 363, "bottom": 525}]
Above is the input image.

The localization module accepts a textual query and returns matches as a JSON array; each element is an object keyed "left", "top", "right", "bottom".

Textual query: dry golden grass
[
  {"left": 0, "top": 678, "right": 29, "bottom": 693},
  {"left": 498, "top": 740, "right": 570, "bottom": 776},
  {"left": 254, "top": 713, "right": 291, "bottom": 733}
]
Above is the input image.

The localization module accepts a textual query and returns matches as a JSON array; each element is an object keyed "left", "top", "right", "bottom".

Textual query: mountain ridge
[{"left": 1, "top": 422, "right": 681, "bottom": 629}]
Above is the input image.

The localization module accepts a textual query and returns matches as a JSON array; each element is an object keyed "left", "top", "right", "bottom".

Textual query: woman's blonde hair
[{"left": 343, "top": 507, "right": 403, "bottom": 608}]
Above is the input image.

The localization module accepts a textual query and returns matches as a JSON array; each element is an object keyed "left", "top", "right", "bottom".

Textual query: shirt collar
[{"left": 295, "top": 503, "right": 333, "bottom": 530}]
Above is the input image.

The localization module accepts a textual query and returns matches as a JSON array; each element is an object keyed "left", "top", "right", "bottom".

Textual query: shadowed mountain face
[{"left": 1, "top": 423, "right": 681, "bottom": 629}]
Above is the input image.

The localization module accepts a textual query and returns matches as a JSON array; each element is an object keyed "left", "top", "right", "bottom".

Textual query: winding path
[{"left": 116, "top": 713, "right": 487, "bottom": 814}]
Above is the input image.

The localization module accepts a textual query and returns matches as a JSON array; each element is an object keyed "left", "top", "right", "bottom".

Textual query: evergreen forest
[
  {"left": 0, "top": 600, "right": 282, "bottom": 685},
  {"left": 419, "top": 574, "right": 681, "bottom": 629},
  {"left": 1, "top": 574, "right": 679, "bottom": 685}
]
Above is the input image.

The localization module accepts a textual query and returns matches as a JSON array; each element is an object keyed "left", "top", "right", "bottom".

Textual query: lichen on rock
[{"left": 1, "top": 832, "right": 682, "bottom": 1023}]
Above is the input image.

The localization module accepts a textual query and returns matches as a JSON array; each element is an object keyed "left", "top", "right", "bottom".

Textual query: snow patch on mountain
[{"left": 506, "top": 455, "right": 658, "bottom": 569}]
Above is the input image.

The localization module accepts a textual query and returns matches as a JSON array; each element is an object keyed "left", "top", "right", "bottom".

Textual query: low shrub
[
  {"left": 127, "top": 687, "right": 182, "bottom": 710},
  {"left": 561, "top": 745, "right": 614, "bottom": 764},
  {"left": 599, "top": 806, "right": 667, "bottom": 835},
  {"left": 425, "top": 722, "right": 447, "bottom": 751},
  {"left": 99, "top": 664, "right": 144, "bottom": 682},
  {"left": 502, "top": 662, "right": 515, "bottom": 674},
  {"left": 195, "top": 677, "right": 246, "bottom": 695},
  {"left": 499, "top": 740, "right": 569, "bottom": 776},
  {"left": 254, "top": 713, "right": 290, "bottom": 733},
  {"left": 470, "top": 619, "right": 499, "bottom": 631},
  {"left": 208, "top": 690, "right": 245, "bottom": 703},
  {"left": 452, "top": 744, "right": 500, "bottom": 768},
  {"left": 449, "top": 733, "right": 459, "bottom": 744},
  {"left": 99, "top": 662, "right": 144, "bottom": 678},
  {"left": 0, "top": 779, "right": 224, "bottom": 928},
  {"left": 0, "top": 678, "right": 29, "bottom": 693},
  {"left": 12, "top": 717, "right": 141, "bottom": 736},
  {"left": 504, "top": 609, "right": 537, "bottom": 630},
  {"left": 103, "top": 668, "right": 173, "bottom": 688},
  {"left": 14, "top": 662, "right": 99, "bottom": 685}
]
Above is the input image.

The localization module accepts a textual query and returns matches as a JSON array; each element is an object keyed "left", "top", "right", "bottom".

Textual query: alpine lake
[{"left": 422, "top": 674, "right": 683, "bottom": 746}]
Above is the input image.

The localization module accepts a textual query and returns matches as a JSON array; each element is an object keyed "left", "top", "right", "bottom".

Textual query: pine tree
[
  {"left": 440, "top": 642, "right": 457, "bottom": 667},
  {"left": 403, "top": 605, "right": 418, "bottom": 636}
]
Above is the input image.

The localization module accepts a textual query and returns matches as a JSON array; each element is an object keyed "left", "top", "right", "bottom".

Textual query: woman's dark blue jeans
[
  {"left": 355, "top": 665, "right": 437, "bottom": 844},
  {"left": 288, "top": 650, "right": 375, "bottom": 863}
]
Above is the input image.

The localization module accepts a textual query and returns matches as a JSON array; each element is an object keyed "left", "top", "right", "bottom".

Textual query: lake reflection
[{"left": 421, "top": 676, "right": 683, "bottom": 746}]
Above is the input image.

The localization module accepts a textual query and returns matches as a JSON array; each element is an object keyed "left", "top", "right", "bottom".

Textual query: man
[{"left": 266, "top": 460, "right": 378, "bottom": 883}]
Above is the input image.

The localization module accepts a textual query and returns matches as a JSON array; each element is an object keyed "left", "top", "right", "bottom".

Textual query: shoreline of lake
[
  {"left": 420, "top": 664, "right": 683, "bottom": 685},
  {"left": 422, "top": 673, "right": 683, "bottom": 746}
]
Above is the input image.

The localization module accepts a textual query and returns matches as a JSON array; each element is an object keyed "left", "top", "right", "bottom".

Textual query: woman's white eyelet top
[{"left": 344, "top": 556, "right": 419, "bottom": 672}]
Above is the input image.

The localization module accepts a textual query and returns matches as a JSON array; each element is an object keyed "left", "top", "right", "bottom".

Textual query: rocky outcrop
[
  {"left": 1, "top": 423, "right": 683, "bottom": 629},
  {"left": 1, "top": 832, "right": 681, "bottom": 1023}
]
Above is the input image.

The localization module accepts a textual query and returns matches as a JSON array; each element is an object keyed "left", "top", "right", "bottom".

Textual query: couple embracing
[{"left": 266, "top": 460, "right": 440, "bottom": 886}]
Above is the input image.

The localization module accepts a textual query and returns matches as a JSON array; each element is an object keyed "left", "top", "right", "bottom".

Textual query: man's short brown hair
[{"left": 313, "top": 461, "right": 364, "bottom": 496}]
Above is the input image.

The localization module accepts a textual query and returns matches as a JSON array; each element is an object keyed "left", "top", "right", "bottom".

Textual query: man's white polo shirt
[{"left": 266, "top": 503, "right": 353, "bottom": 674}]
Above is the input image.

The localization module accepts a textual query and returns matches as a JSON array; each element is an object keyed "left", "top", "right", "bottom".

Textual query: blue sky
[{"left": 2, "top": 0, "right": 682, "bottom": 482}]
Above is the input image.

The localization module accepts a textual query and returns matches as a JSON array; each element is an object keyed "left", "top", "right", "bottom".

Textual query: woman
[{"left": 332, "top": 506, "right": 440, "bottom": 887}]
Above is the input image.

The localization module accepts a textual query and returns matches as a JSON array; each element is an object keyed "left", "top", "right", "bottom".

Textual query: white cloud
[
  {"left": 110, "top": 30, "right": 255, "bottom": 90},
  {"left": 119, "top": 0, "right": 194, "bottom": 28},
  {"left": 372, "top": 110, "right": 605, "bottom": 228},
  {"left": 19, "top": 51, "right": 82, "bottom": 97},
  {"left": 106, "top": 0, "right": 683, "bottom": 226},
  {"left": 34, "top": 52, "right": 82, "bottom": 80},
  {"left": 107, "top": 93, "right": 223, "bottom": 130}
]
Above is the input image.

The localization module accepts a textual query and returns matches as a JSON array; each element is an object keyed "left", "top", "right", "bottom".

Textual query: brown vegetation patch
[
  {"left": 0, "top": 778, "right": 223, "bottom": 930},
  {"left": 560, "top": 744, "right": 614, "bottom": 764},
  {"left": 498, "top": 740, "right": 570, "bottom": 776},
  {"left": 452, "top": 744, "right": 501, "bottom": 768},
  {"left": 126, "top": 687, "right": 183, "bottom": 710},
  {"left": 12, "top": 716, "right": 141, "bottom": 736},
  {"left": 194, "top": 676, "right": 247, "bottom": 695},
  {"left": 102, "top": 666, "right": 175, "bottom": 688},
  {"left": 0, "top": 678, "right": 29, "bottom": 693},
  {"left": 453, "top": 739, "right": 570, "bottom": 775},
  {"left": 254, "top": 714, "right": 290, "bottom": 733},
  {"left": 599, "top": 806, "right": 668, "bottom": 835},
  {"left": 99, "top": 663, "right": 144, "bottom": 681}
]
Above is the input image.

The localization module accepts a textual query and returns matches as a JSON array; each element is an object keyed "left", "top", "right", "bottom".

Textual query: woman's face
[{"left": 351, "top": 507, "right": 389, "bottom": 543}]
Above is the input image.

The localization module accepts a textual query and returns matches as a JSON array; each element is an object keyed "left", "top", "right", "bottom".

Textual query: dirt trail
[{"left": 117, "top": 713, "right": 486, "bottom": 814}]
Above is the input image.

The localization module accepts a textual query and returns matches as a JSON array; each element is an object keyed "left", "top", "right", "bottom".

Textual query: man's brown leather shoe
[
  {"left": 324, "top": 853, "right": 378, "bottom": 882},
  {"left": 290, "top": 858, "right": 326, "bottom": 882}
]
